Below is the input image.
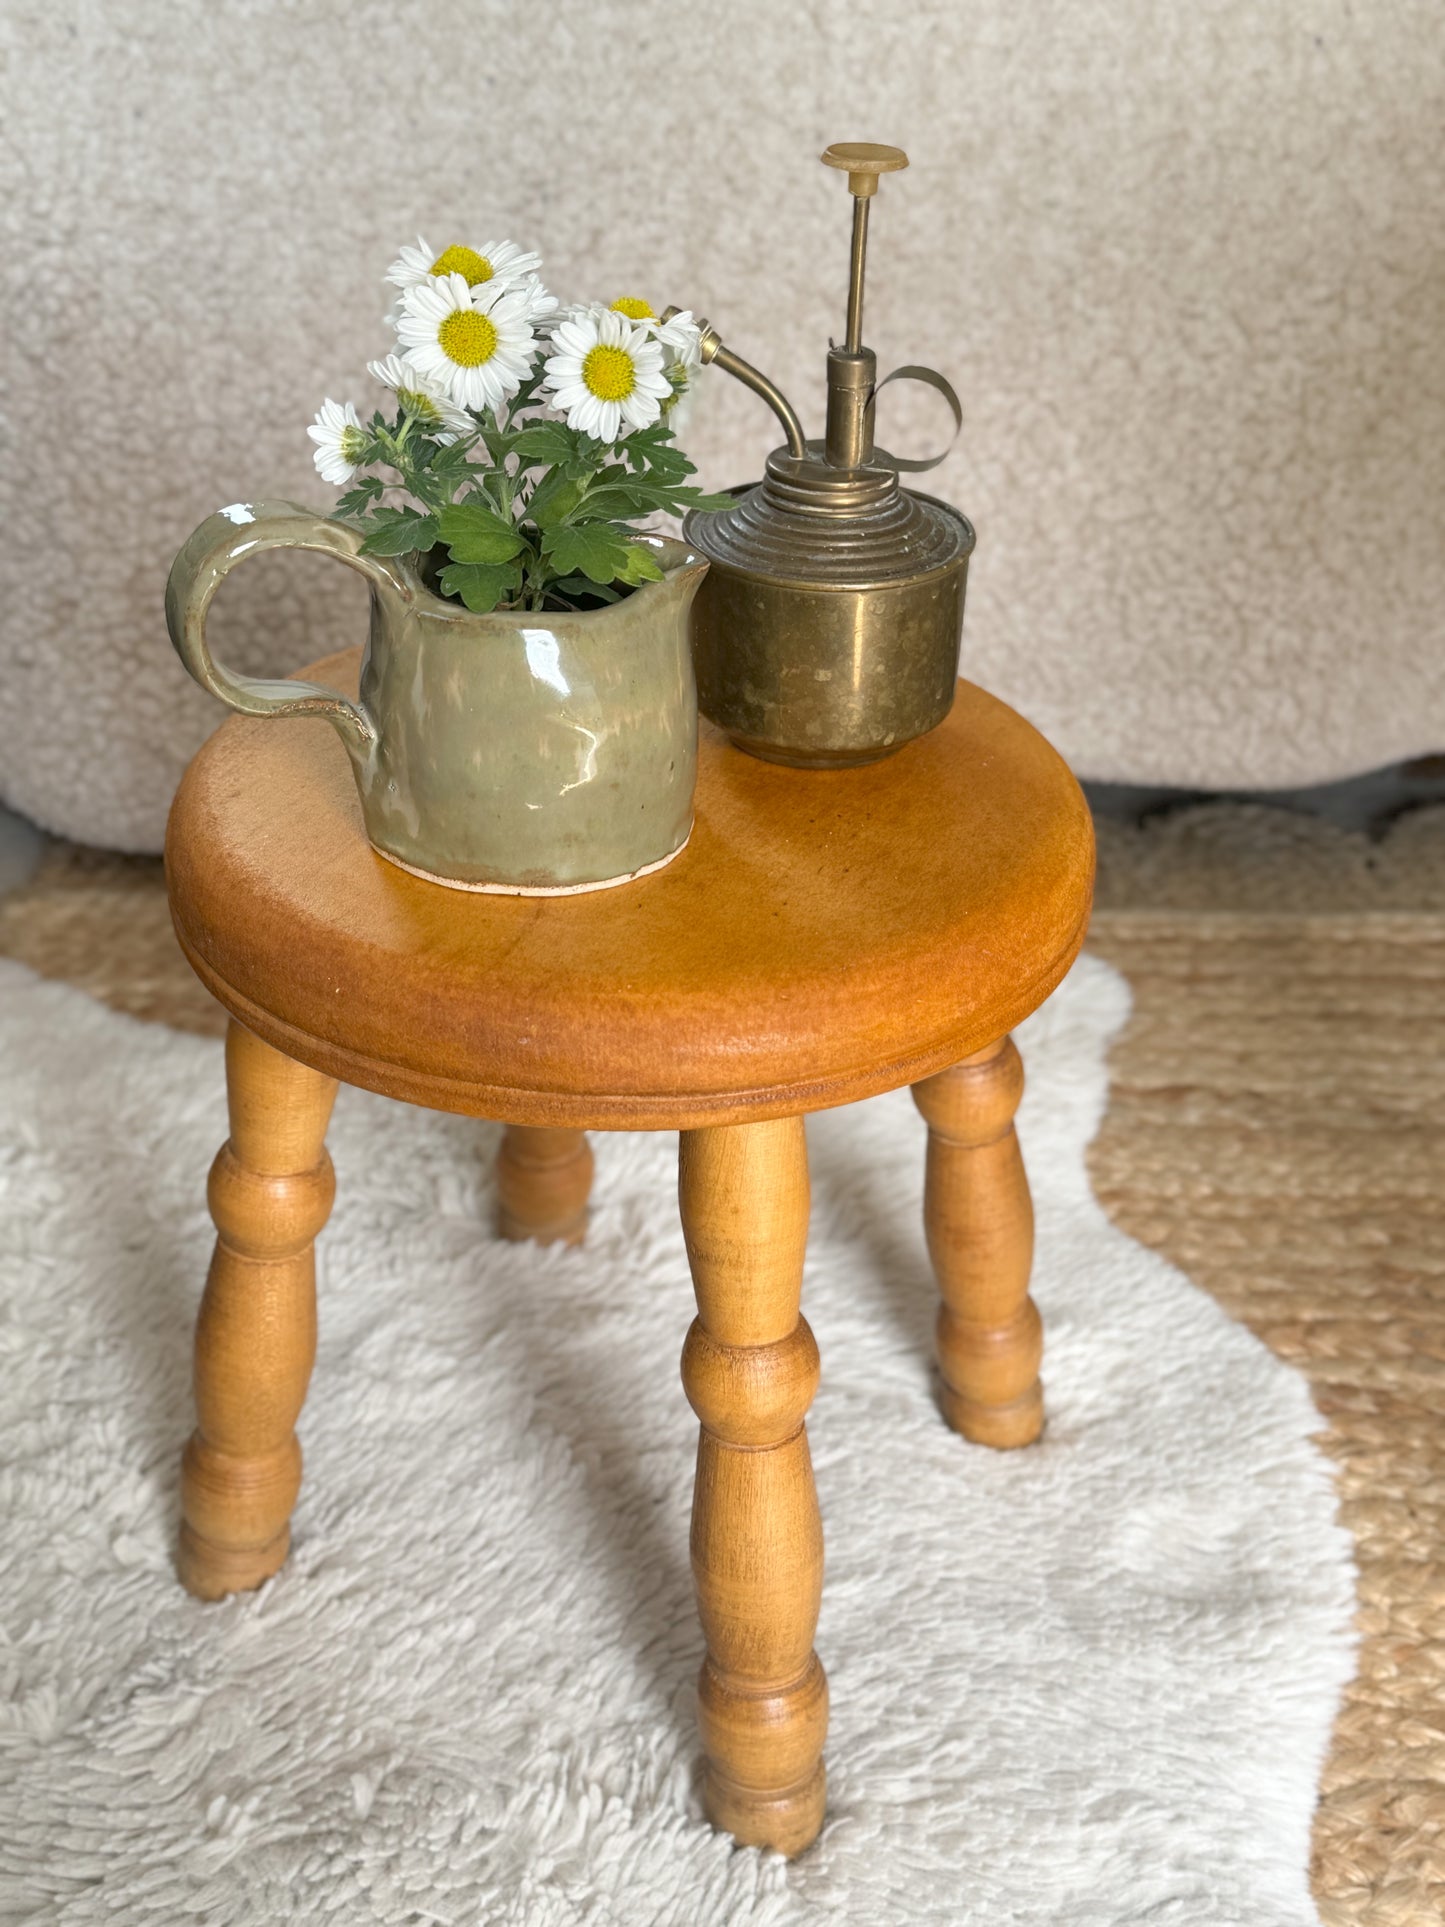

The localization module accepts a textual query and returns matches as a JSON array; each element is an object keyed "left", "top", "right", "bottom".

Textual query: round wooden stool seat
[{"left": 166, "top": 650, "right": 1094, "bottom": 1130}]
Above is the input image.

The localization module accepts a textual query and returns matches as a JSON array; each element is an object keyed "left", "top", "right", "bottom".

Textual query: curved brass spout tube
[
  {"left": 706, "top": 340, "right": 808, "bottom": 459},
  {"left": 664, "top": 310, "right": 807, "bottom": 459}
]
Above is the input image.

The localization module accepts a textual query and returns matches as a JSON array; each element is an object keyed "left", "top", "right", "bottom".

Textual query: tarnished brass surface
[
  {"left": 679, "top": 140, "right": 976, "bottom": 768},
  {"left": 824, "top": 346, "right": 876, "bottom": 470},
  {"left": 687, "top": 560, "right": 969, "bottom": 769},
  {"left": 685, "top": 449, "right": 969, "bottom": 587},
  {"left": 819, "top": 141, "right": 910, "bottom": 199},
  {"left": 686, "top": 465, "right": 974, "bottom": 768},
  {"left": 689, "top": 319, "right": 806, "bottom": 458}
]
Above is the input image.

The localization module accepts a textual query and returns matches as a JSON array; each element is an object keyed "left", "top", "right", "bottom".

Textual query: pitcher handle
[{"left": 164, "top": 500, "right": 406, "bottom": 758}]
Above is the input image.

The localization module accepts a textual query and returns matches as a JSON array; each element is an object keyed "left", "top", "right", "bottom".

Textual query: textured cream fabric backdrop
[{"left": 2, "top": 0, "right": 1441, "bottom": 848}]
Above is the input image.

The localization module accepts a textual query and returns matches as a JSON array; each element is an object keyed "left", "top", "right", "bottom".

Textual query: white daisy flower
[
  {"left": 654, "top": 307, "right": 704, "bottom": 366},
  {"left": 654, "top": 309, "right": 704, "bottom": 431},
  {"left": 366, "top": 352, "right": 475, "bottom": 442},
  {"left": 542, "top": 307, "right": 673, "bottom": 442},
  {"left": 385, "top": 234, "right": 543, "bottom": 294},
  {"left": 395, "top": 272, "right": 538, "bottom": 413},
  {"left": 604, "top": 298, "right": 700, "bottom": 364},
  {"left": 598, "top": 300, "right": 704, "bottom": 433},
  {"left": 608, "top": 295, "right": 661, "bottom": 325},
  {"left": 307, "top": 398, "right": 368, "bottom": 486},
  {"left": 515, "top": 273, "right": 560, "bottom": 326},
  {"left": 393, "top": 272, "right": 556, "bottom": 336},
  {"left": 541, "top": 296, "right": 607, "bottom": 341}
]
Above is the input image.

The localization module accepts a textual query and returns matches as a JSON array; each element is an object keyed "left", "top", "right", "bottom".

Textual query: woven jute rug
[
  {"left": 1087, "top": 804, "right": 1445, "bottom": 1926},
  {"left": 2, "top": 798, "right": 1441, "bottom": 1920}
]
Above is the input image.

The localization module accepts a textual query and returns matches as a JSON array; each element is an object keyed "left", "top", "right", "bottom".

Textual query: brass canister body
[{"left": 685, "top": 468, "right": 976, "bottom": 769}]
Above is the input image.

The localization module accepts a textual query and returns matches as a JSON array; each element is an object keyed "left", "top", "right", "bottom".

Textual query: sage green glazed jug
[{"left": 166, "top": 501, "right": 708, "bottom": 894}]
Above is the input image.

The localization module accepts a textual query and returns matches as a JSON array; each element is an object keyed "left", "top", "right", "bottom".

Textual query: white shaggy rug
[{"left": 0, "top": 954, "right": 1356, "bottom": 1925}]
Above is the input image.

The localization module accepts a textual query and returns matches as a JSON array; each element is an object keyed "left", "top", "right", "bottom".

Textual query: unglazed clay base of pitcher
[{"left": 374, "top": 824, "right": 693, "bottom": 896}]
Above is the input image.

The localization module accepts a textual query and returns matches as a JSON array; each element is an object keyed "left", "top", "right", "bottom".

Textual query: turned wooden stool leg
[
  {"left": 496, "top": 1124, "right": 593, "bottom": 1246},
  {"left": 178, "top": 1021, "right": 338, "bottom": 1600},
  {"left": 678, "top": 1115, "right": 827, "bottom": 1857},
  {"left": 911, "top": 1035, "right": 1043, "bottom": 1449}
]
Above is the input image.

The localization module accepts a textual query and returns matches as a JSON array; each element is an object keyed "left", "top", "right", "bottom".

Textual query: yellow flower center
[
  {"left": 430, "top": 244, "right": 493, "bottom": 285},
  {"left": 437, "top": 309, "right": 498, "bottom": 367},
  {"left": 582, "top": 343, "right": 637, "bottom": 402},
  {"left": 610, "top": 296, "right": 655, "bottom": 321}
]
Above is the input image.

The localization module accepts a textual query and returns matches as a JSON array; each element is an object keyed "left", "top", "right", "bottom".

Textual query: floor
[{"left": 1, "top": 799, "right": 1440, "bottom": 1923}]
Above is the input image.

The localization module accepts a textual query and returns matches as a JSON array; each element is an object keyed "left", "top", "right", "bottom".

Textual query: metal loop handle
[{"left": 874, "top": 364, "right": 963, "bottom": 474}]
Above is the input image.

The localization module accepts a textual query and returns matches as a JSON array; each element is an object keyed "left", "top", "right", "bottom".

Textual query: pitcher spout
[{"left": 665, "top": 546, "right": 711, "bottom": 608}]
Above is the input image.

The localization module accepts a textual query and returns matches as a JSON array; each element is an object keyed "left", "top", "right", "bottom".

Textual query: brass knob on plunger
[{"left": 819, "top": 142, "right": 908, "bottom": 468}]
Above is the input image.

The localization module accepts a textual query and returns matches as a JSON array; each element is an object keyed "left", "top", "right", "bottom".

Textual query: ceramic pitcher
[{"left": 166, "top": 501, "right": 708, "bottom": 894}]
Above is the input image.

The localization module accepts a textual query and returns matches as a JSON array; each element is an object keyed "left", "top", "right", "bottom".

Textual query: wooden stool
[{"left": 165, "top": 650, "right": 1094, "bottom": 1857}]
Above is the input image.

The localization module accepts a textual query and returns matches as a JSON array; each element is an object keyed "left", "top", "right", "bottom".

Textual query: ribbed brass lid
[{"left": 685, "top": 443, "right": 974, "bottom": 591}]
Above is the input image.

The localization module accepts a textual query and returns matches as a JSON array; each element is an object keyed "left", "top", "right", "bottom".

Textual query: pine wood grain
[
  {"left": 178, "top": 1020, "right": 338, "bottom": 1599},
  {"left": 913, "top": 1037, "right": 1043, "bottom": 1446},
  {"left": 165, "top": 650, "right": 1094, "bottom": 1130},
  {"left": 496, "top": 1125, "right": 593, "bottom": 1246},
  {"left": 158, "top": 655, "right": 1096, "bottom": 1849},
  {"left": 679, "top": 1116, "right": 827, "bottom": 1856}
]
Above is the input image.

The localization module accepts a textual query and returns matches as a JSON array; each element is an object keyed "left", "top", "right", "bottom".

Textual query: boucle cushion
[{"left": 1, "top": 0, "right": 1439, "bottom": 849}]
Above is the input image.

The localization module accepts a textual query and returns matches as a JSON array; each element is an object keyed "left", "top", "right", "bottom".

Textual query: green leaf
[
  {"left": 480, "top": 417, "right": 517, "bottom": 464},
  {"left": 421, "top": 438, "right": 479, "bottom": 486},
  {"left": 403, "top": 437, "right": 480, "bottom": 512},
  {"left": 547, "top": 574, "right": 624, "bottom": 606},
  {"left": 621, "top": 423, "right": 694, "bottom": 483},
  {"left": 511, "top": 421, "right": 580, "bottom": 466},
  {"left": 538, "top": 429, "right": 607, "bottom": 480},
  {"left": 618, "top": 543, "right": 665, "bottom": 585},
  {"left": 428, "top": 435, "right": 478, "bottom": 471},
  {"left": 570, "top": 482, "right": 662, "bottom": 522},
  {"left": 359, "top": 509, "right": 438, "bottom": 556},
  {"left": 438, "top": 560, "right": 521, "bottom": 613},
  {"left": 437, "top": 501, "right": 527, "bottom": 564},
  {"left": 671, "top": 484, "right": 737, "bottom": 512},
  {"left": 506, "top": 367, "right": 548, "bottom": 416},
  {"left": 525, "top": 469, "right": 587, "bottom": 530},
  {"left": 334, "top": 476, "right": 385, "bottom": 519},
  {"left": 570, "top": 475, "right": 736, "bottom": 522},
  {"left": 540, "top": 520, "right": 635, "bottom": 585},
  {"left": 477, "top": 469, "right": 512, "bottom": 516}
]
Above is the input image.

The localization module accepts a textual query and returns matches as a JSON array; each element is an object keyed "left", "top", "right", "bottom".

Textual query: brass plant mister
[{"left": 674, "top": 142, "right": 975, "bottom": 768}]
